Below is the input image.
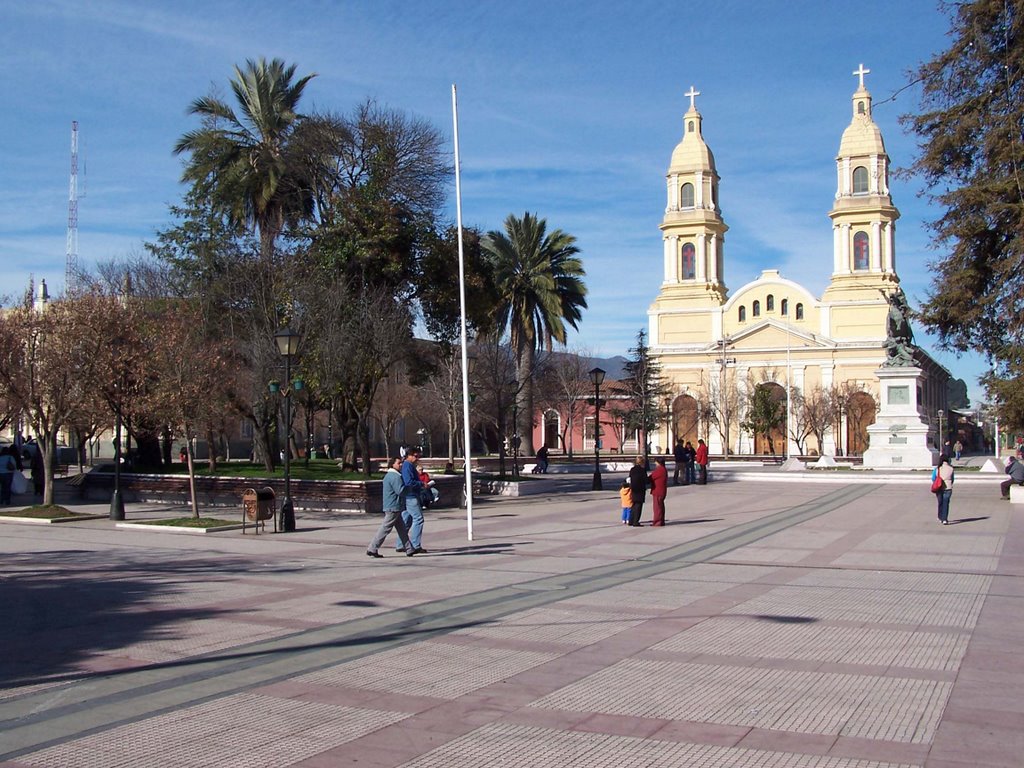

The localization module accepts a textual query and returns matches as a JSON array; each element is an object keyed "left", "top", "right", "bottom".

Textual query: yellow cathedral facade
[{"left": 651, "top": 68, "right": 950, "bottom": 458}]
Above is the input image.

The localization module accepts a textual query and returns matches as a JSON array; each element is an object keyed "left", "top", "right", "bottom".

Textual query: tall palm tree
[
  {"left": 174, "top": 57, "right": 317, "bottom": 261},
  {"left": 483, "top": 212, "right": 587, "bottom": 456}
]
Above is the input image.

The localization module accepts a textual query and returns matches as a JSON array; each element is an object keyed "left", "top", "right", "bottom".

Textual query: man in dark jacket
[
  {"left": 1001, "top": 455, "right": 1024, "bottom": 499},
  {"left": 672, "top": 439, "right": 685, "bottom": 485},
  {"left": 627, "top": 455, "right": 649, "bottom": 527}
]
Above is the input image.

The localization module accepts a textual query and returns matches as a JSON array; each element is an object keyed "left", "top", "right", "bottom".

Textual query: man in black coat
[
  {"left": 627, "top": 455, "right": 649, "bottom": 527},
  {"left": 672, "top": 439, "right": 685, "bottom": 485}
]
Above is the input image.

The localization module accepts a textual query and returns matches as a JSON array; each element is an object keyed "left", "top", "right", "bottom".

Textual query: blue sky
[{"left": 0, "top": 1, "right": 987, "bottom": 403}]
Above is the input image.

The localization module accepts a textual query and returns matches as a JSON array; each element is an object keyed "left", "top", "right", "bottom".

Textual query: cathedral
[{"left": 650, "top": 68, "right": 950, "bottom": 458}]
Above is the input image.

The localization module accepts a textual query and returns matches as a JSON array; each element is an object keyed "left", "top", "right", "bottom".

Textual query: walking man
[
  {"left": 367, "top": 456, "right": 416, "bottom": 558},
  {"left": 398, "top": 447, "right": 428, "bottom": 553}
]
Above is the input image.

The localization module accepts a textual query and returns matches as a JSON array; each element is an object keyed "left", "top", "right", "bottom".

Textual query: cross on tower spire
[
  {"left": 852, "top": 63, "right": 870, "bottom": 89},
  {"left": 685, "top": 85, "right": 701, "bottom": 111}
]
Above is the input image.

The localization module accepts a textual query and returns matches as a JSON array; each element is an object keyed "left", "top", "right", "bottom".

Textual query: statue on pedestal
[{"left": 882, "top": 288, "right": 917, "bottom": 367}]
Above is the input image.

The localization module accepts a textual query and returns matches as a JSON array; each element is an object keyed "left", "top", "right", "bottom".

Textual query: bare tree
[
  {"left": 793, "top": 385, "right": 837, "bottom": 457},
  {"left": 834, "top": 380, "right": 878, "bottom": 457},
  {"left": 418, "top": 342, "right": 476, "bottom": 464},
  {"left": 534, "top": 347, "right": 593, "bottom": 457},
  {"left": 147, "top": 302, "right": 234, "bottom": 518},
  {"left": 371, "top": 367, "right": 419, "bottom": 456},
  {"left": 701, "top": 367, "right": 744, "bottom": 455},
  {"left": 472, "top": 335, "right": 519, "bottom": 476},
  {"left": 0, "top": 294, "right": 113, "bottom": 505},
  {"left": 787, "top": 387, "right": 815, "bottom": 456},
  {"left": 306, "top": 281, "right": 413, "bottom": 476}
]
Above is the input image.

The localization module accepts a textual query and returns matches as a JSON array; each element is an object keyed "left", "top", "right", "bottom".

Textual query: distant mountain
[{"left": 538, "top": 350, "right": 630, "bottom": 381}]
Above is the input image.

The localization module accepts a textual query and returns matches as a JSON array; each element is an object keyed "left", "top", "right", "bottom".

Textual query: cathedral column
[
  {"left": 887, "top": 223, "right": 896, "bottom": 272},
  {"left": 663, "top": 237, "right": 675, "bottom": 283},
  {"left": 695, "top": 171, "right": 704, "bottom": 207},
  {"left": 841, "top": 224, "right": 851, "bottom": 273},
  {"left": 833, "top": 225, "right": 842, "bottom": 273},
  {"left": 871, "top": 221, "right": 882, "bottom": 271},
  {"left": 709, "top": 233, "right": 719, "bottom": 282},
  {"left": 696, "top": 236, "right": 707, "bottom": 281},
  {"left": 666, "top": 176, "right": 675, "bottom": 211}
]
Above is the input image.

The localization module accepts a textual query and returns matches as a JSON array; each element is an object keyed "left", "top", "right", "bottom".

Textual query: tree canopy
[{"left": 902, "top": 0, "right": 1024, "bottom": 424}]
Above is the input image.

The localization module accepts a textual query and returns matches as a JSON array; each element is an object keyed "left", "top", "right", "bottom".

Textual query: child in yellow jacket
[{"left": 619, "top": 479, "right": 632, "bottom": 525}]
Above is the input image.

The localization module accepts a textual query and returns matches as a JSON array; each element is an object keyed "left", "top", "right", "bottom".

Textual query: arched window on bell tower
[
  {"left": 853, "top": 166, "right": 869, "bottom": 194},
  {"left": 853, "top": 231, "right": 870, "bottom": 270},
  {"left": 680, "top": 183, "right": 694, "bottom": 208}
]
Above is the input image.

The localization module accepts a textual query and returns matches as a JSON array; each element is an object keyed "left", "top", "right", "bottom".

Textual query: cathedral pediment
[{"left": 722, "top": 319, "right": 835, "bottom": 352}]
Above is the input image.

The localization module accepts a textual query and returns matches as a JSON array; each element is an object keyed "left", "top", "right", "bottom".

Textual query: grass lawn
[
  {"left": 1, "top": 505, "right": 89, "bottom": 519},
  {"left": 133, "top": 517, "right": 238, "bottom": 528}
]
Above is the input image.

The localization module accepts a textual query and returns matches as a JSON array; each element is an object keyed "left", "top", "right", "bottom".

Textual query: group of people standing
[
  {"left": 0, "top": 438, "right": 45, "bottom": 505},
  {"left": 620, "top": 438, "right": 710, "bottom": 527},
  {"left": 672, "top": 438, "right": 709, "bottom": 486}
]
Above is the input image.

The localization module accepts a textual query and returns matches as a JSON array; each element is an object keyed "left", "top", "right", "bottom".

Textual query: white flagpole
[{"left": 452, "top": 84, "right": 474, "bottom": 540}]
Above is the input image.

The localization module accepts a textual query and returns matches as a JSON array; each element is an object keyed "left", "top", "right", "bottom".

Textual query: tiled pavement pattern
[{"left": 1, "top": 476, "right": 1021, "bottom": 766}]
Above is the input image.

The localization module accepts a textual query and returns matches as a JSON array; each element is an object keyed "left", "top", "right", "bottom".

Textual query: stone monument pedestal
[{"left": 862, "top": 366, "right": 937, "bottom": 470}]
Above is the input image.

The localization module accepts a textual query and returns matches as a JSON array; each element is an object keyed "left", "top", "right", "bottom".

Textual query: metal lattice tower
[{"left": 65, "top": 120, "right": 79, "bottom": 294}]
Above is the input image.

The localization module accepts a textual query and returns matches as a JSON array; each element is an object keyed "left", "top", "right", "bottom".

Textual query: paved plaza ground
[{"left": 0, "top": 470, "right": 1020, "bottom": 767}]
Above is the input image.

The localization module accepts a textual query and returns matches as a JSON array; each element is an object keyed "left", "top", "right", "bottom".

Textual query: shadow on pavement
[
  {"left": 430, "top": 542, "right": 524, "bottom": 556},
  {"left": 4, "top": 614, "right": 499, "bottom": 691},
  {"left": 950, "top": 516, "right": 990, "bottom": 525},
  {"left": 2, "top": 549, "right": 321, "bottom": 690},
  {"left": 668, "top": 518, "right": 723, "bottom": 525}
]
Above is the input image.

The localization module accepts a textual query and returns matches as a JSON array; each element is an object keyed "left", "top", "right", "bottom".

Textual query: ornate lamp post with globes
[{"left": 273, "top": 327, "right": 302, "bottom": 533}]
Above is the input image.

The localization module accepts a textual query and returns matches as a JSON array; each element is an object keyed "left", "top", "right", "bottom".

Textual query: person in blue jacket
[
  {"left": 367, "top": 456, "right": 416, "bottom": 558},
  {"left": 397, "top": 447, "right": 428, "bottom": 554}
]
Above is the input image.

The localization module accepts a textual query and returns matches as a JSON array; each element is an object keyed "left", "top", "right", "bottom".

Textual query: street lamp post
[
  {"left": 719, "top": 337, "right": 736, "bottom": 457},
  {"left": 938, "top": 409, "right": 945, "bottom": 452},
  {"left": 274, "top": 327, "right": 302, "bottom": 533},
  {"left": 109, "top": 407, "right": 125, "bottom": 520},
  {"left": 589, "top": 367, "right": 605, "bottom": 491},
  {"left": 510, "top": 380, "right": 520, "bottom": 481},
  {"left": 664, "top": 397, "right": 672, "bottom": 453}
]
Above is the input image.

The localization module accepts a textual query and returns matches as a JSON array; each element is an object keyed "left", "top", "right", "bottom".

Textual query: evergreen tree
[
  {"left": 621, "top": 329, "right": 671, "bottom": 461},
  {"left": 902, "top": 0, "right": 1024, "bottom": 425}
]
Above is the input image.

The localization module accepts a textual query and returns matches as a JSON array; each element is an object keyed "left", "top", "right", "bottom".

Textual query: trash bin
[{"left": 242, "top": 486, "right": 277, "bottom": 534}]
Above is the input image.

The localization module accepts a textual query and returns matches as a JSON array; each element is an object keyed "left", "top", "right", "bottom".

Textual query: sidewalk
[{"left": 1, "top": 475, "right": 1020, "bottom": 766}]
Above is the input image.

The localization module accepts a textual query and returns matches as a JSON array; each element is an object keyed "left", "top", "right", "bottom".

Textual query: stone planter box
[{"left": 81, "top": 472, "right": 469, "bottom": 514}]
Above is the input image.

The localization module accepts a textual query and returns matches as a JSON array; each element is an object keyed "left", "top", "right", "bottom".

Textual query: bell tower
[
  {"left": 657, "top": 86, "right": 728, "bottom": 305},
  {"left": 823, "top": 64, "right": 901, "bottom": 302}
]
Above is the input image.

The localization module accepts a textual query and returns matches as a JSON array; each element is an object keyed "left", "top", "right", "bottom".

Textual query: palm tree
[
  {"left": 174, "top": 57, "right": 318, "bottom": 261},
  {"left": 482, "top": 212, "right": 587, "bottom": 456}
]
